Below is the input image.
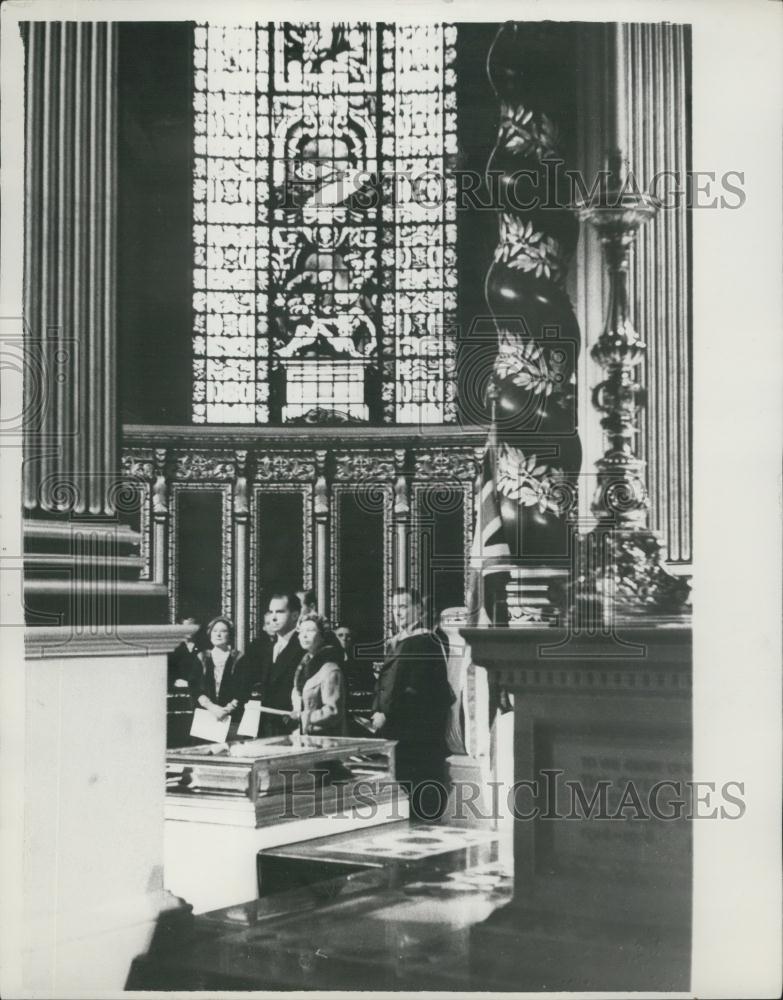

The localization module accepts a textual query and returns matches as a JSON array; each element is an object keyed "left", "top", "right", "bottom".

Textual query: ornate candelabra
[{"left": 572, "top": 155, "right": 690, "bottom": 623}]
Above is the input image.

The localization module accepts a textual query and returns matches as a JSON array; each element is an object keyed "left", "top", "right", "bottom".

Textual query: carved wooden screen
[{"left": 192, "top": 22, "right": 458, "bottom": 426}]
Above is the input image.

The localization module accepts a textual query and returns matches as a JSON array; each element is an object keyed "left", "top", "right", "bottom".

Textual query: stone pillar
[
  {"left": 23, "top": 21, "right": 118, "bottom": 515},
  {"left": 21, "top": 625, "right": 194, "bottom": 994},
  {"left": 625, "top": 23, "right": 692, "bottom": 567}
]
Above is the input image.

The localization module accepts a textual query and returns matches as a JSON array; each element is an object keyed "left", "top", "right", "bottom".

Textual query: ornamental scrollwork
[
  {"left": 121, "top": 450, "right": 154, "bottom": 481},
  {"left": 333, "top": 451, "right": 395, "bottom": 482},
  {"left": 174, "top": 451, "right": 236, "bottom": 481},
  {"left": 414, "top": 449, "right": 478, "bottom": 482},
  {"left": 254, "top": 452, "right": 316, "bottom": 482}
]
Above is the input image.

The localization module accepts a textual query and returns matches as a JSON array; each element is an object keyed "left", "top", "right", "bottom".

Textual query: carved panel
[
  {"left": 410, "top": 481, "right": 473, "bottom": 615},
  {"left": 414, "top": 448, "right": 478, "bottom": 482},
  {"left": 138, "top": 481, "right": 151, "bottom": 580},
  {"left": 168, "top": 483, "right": 232, "bottom": 622},
  {"left": 254, "top": 452, "right": 316, "bottom": 482},
  {"left": 331, "top": 482, "right": 393, "bottom": 643},
  {"left": 121, "top": 450, "right": 153, "bottom": 580},
  {"left": 173, "top": 451, "right": 235, "bottom": 481},
  {"left": 248, "top": 483, "right": 313, "bottom": 639},
  {"left": 121, "top": 449, "right": 155, "bottom": 482},
  {"left": 333, "top": 450, "right": 396, "bottom": 482},
  {"left": 490, "top": 664, "right": 692, "bottom": 694}
]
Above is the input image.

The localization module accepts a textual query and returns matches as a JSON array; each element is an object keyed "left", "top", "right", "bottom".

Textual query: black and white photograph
[{"left": 0, "top": 0, "right": 780, "bottom": 996}]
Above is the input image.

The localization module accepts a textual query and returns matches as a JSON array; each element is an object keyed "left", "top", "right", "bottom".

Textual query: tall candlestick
[{"left": 608, "top": 22, "right": 629, "bottom": 191}]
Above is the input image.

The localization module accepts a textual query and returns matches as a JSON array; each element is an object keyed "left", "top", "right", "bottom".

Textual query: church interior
[{"left": 13, "top": 16, "right": 696, "bottom": 995}]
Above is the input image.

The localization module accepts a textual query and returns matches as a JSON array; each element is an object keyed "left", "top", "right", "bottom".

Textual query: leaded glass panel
[{"left": 192, "top": 22, "right": 457, "bottom": 425}]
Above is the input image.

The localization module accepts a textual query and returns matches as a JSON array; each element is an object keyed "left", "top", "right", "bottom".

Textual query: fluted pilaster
[
  {"left": 23, "top": 21, "right": 117, "bottom": 515},
  {"left": 625, "top": 23, "right": 691, "bottom": 565}
]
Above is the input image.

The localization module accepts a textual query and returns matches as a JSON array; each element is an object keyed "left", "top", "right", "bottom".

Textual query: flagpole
[{"left": 483, "top": 379, "right": 500, "bottom": 622}]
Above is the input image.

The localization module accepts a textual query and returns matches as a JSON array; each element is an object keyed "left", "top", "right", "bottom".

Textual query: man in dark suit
[
  {"left": 167, "top": 616, "right": 203, "bottom": 689},
  {"left": 370, "top": 588, "right": 453, "bottom": 821},
  {"left": 334, "top": 623, "right": 374, "bottom": 712},
  {"left": 242, "top": 593, "right": 303, "bottom": 738}
]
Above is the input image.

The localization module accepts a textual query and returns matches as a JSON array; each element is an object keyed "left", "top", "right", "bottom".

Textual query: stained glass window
[{"left": 192, "top": 22, "right": 457, "bottom": 425}]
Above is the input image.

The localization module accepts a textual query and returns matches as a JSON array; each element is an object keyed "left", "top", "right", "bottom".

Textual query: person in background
[
  {"left": 242, "top": 593, "right": 303, "bottom": 737},
  {"left": 290, "top": 614, "right": 346, "bottom": 736},
  {"left": 334, "top": 622, "right": 375, "bottom": 711},
  {"left": 189, "top": 617, "right": 250, "bottom": 737},
  {"left": 295, "top": 586, "right": 346, "bottom": 663},
  {"left": 333, "top": 624, "right": 353, "bottom": 655},
  {"left": 296, "top": 588, "right": 318, "bottom": 619},
  {"left": 370, "top": 588, "right": 453, "bottom": 822},
  {"left": 168, "top": 616, "right": 203, "bottom": 690},
  {"left": 262, "top": 610, "right": 275, "bottom": 641}
]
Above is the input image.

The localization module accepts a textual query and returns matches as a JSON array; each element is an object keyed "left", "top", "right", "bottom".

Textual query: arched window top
[{"left": 192, "top": 22, "right": 458, "bottom": 426}]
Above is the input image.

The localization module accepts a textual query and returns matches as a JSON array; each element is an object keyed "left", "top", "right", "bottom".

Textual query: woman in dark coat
[{"left": 189, "top": 617, "right": 250, "bottom": 734}]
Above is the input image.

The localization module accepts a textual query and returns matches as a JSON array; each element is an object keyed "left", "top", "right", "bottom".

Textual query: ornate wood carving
[
  {"left": 232, "top": 450, "right": 250, "bottom": 647},
  {"left": 152, "top": 448, "right": 169, "bottom": 515},
  {"left": 392, "top": 449, "right": 410, "bottom": 518},
  {"left": 414, "top": 449, "right": 478, "bottom": 482},
  {"left": 254, "top": 452, "right": 316, "bottom": 482},
  {"left": 313, "top": 450, "right": 329, "bottom": 521},
  {"left": 121, "top": 450, "right": 155, "bottom": 481},
  {"left": 233, "top": 449, "right": 249, "bottom": 518},
  {"left": 484, "top": 22, "right": 582, "bottom": 575},
  {"left": 330, "top": 481, "right": 394, "bottom": 640},
  {"left": 168, "top": 483, "right": 232, "bottom": 623},
  {"left": 313, "top": 449, "right": 330, "bottom": 617},
  {"left": 124, "top": 437, "right": 491, "bottom": 638},
  {"left": 174, "top": 451, "right": 235, "bottom": 481},
  {"left": 248, "top": 483, "right": 313, "bottom": 640},
  {"left": 572, "top": 29, "right": 691, "bottom": 623},
  {"left": 151, "top": 448, "right": 169, "bottom": 585},
  {"left": 333, "top": 451, "right": 396, "bottom": 482}
]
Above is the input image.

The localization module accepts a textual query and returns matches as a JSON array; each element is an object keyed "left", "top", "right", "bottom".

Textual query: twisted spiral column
[{"left": 484, "top": 22, "right": 582, "bottom": 623}]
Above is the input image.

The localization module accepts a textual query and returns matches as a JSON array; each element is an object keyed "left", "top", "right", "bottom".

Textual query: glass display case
[{"left": 166, "top": 734, "right": 398, "bottom": 827}]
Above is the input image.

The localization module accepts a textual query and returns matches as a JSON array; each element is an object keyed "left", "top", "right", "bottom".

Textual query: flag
[
  {"left": 466, "top": 440, "right": 511, "bottom": 626},
  {"left": 466, "top": 439, "right": 515, "bottom": 721}
]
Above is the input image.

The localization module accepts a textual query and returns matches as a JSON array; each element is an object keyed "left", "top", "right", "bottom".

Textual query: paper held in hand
[
  {"left": 237, "top": 700, "right": 262, "bottom": 738},
  {"left": 238, "top": 700, "right": 294, "bottom": 738},
  {"left": 190, "top": 707, "right": 230, "bottom": 743}
]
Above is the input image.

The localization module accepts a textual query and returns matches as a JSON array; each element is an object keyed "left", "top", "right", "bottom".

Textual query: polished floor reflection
[{"left": 132, "top": 825, "right": 513, "bottom": 991}]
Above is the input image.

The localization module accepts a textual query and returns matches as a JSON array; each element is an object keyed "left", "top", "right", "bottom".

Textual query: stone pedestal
[
  {"left": 461, "top": 621, "right": 692, "bottom": 991},
  {"left": 20, "top": 625, "right": 194, "bottom": 994}
]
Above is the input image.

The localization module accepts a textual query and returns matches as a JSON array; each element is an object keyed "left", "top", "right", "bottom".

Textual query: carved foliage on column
[{"left": 485, "top": 22, "right": 582, "bottom": 564}]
